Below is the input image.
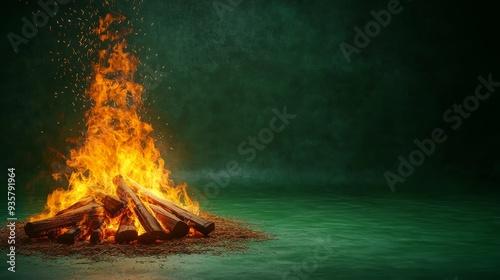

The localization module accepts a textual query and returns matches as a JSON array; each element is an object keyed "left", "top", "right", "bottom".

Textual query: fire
[{"left": 31, "top": 13, "right": 199, "bottom": 234}]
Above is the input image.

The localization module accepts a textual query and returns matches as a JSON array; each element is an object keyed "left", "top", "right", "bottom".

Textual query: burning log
[
  {"left": 129, "top": 181, "right": 215, "bottom": 236},
  {"left": 114, "top": 175, "right": 167, "bottom": 240},
  {"left": 150, "top": 204, "right": 190, "bottom": 238},
  {"left": 137, "top": 233, "right": 156, "bottom": 244},
  {"left": 87, "top": 216, "right": 105, "bottom": 232},
  {"left": 57, "top": 226, "right": 83, "bottom": 244},
  {"left": 56, "top": 202, "right": 103, "bottom": 241},
  {"left": 115, "top": 212, "right": 138, "bottom": 244},
  {"left": 24, "top": 203, "right": 104, "bottom": 238},
  {"left": 90, "top": 228, "right": 105, "bottom": 244},
  {"left": 93, "top": 191, "right": 125, "bottom": 217},
  {"left": 86, "top": 216, "right": 106, "bottom": 244},
  {"left": 55, "top": 197, "right": 95, "bottom": 216}
]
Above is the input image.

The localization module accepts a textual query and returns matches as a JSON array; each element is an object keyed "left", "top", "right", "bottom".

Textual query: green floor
[{"left": 2, "top": 186, "right": 500, "bottom": 280}]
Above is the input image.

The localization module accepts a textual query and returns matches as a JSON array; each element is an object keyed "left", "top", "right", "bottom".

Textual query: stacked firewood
[{"left": 24, "top": 175, "right": 215, "bottom": 244}]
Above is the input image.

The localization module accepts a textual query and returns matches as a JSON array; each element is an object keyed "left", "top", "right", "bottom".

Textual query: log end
[
  {"left": 102, "top": 196, "right": 126, "bottom": 217},
  {"left": 169, "top": 221, "right": 190, "bottom": 238},
  {"left": 24, "top": 223, "right": 48, "bottom": 238},
  {"left": 107, "top": 204, "right": 126, "bottom": 218},
  {"left": 24, "top": 222, "right": 34, "bottom": 237},
  {"left": 197, "top": 222, "right": 215, "bottom": 236},
  {"left": 56, "top": 227, "right": 82, "bottom": 244},
  {"left": 115, "top": 230, "right": 138, "bottom": 244},
  {"left": 90, "top": 229, "right": 104, "bottom": 244}
]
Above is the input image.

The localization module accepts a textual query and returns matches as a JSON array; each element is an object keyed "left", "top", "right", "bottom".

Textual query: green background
[{"left": 0, "top": 0, "right": 499, "bottom": 279}]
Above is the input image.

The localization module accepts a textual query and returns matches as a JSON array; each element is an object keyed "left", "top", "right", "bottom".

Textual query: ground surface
[
  {"left": 1, "top": 187, "right": 500, "bottom": 280},
  {"left": 0, "top": 212, "right": 270, "bottom": 259}
]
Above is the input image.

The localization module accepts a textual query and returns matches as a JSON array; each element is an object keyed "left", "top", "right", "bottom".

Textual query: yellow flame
[{"left": 30, "top": 13, "right": 199, "bottom": 231}]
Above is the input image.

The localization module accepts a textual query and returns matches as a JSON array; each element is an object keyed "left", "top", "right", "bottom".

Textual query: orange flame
[{"left": 30, "top": 13, "right": 198, "bottom": 232}]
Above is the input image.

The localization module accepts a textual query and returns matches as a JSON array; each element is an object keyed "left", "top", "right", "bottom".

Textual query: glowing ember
[{"left": 30, "top": 13, "right": 199, "bottom": 238}]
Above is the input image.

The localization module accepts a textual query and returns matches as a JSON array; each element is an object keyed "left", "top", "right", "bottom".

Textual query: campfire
[
  {"left": 24, "top": 175, "right": 215, "bottom": 244},
  {"left": 24, "top": 13, "right": 214, "bottom": 245}
]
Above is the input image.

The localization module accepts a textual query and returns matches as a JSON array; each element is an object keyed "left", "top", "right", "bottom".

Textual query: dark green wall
[{"left": 1, "top": 0, "right": 499, "bottom": 197}]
